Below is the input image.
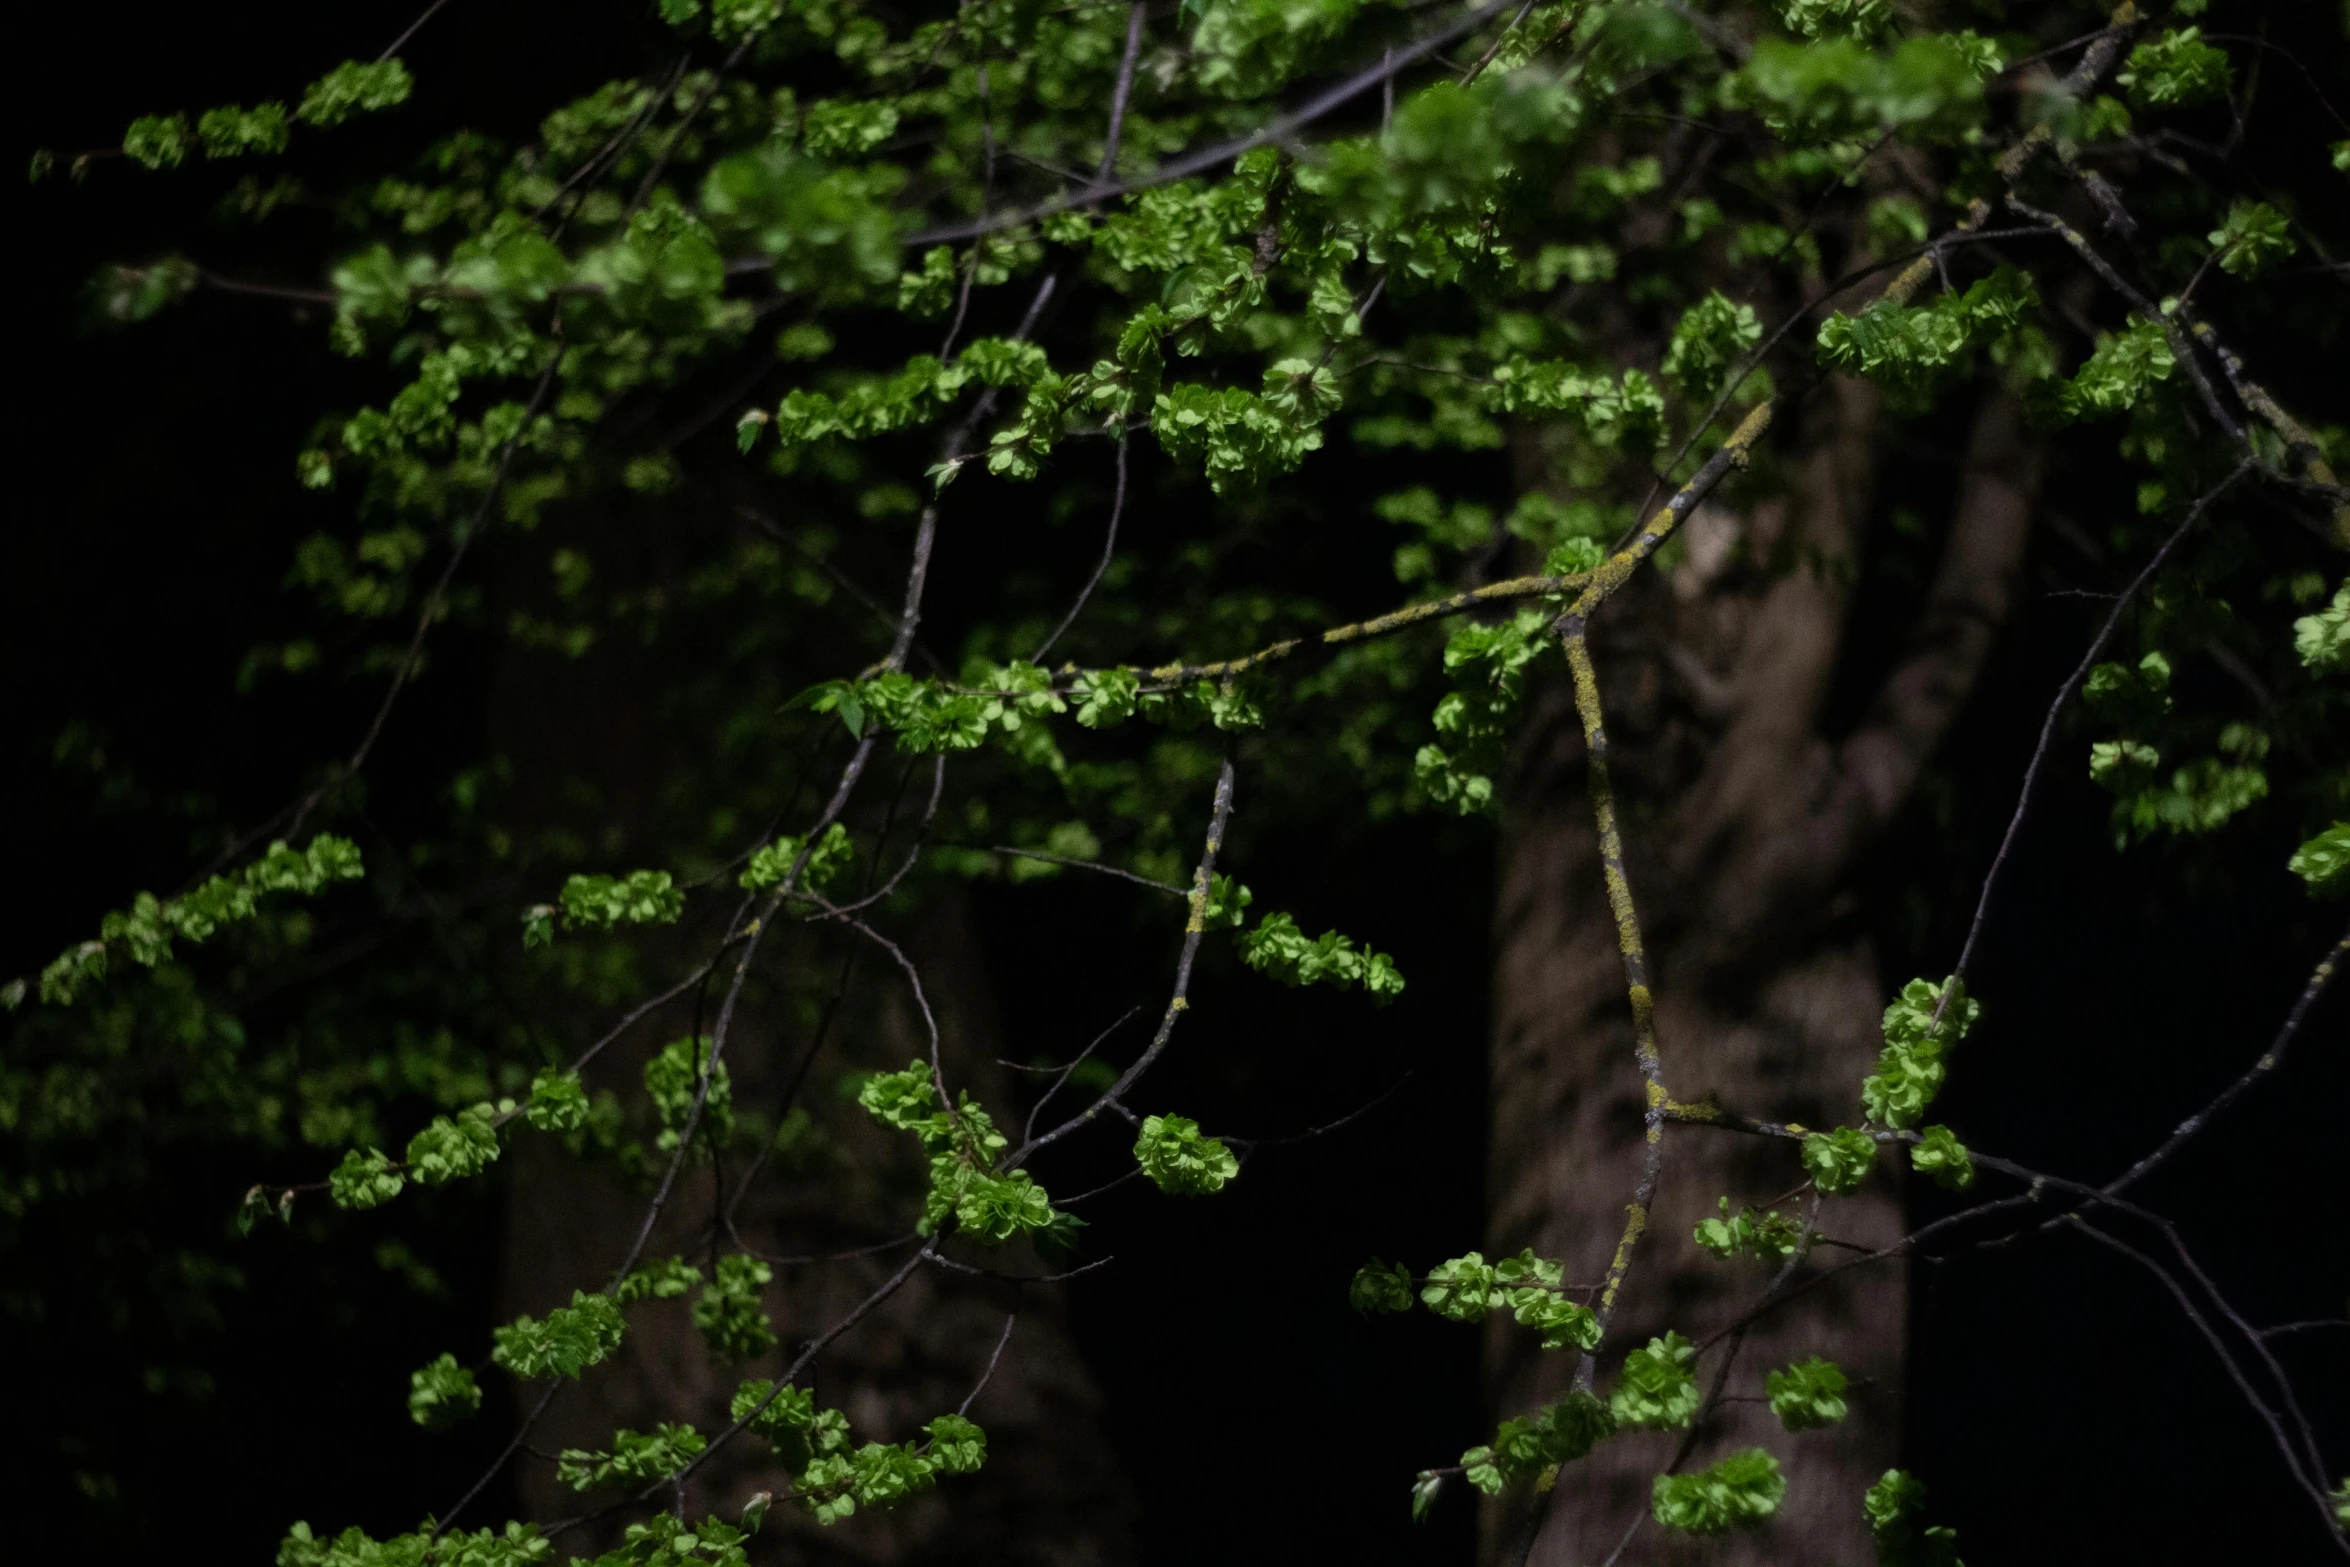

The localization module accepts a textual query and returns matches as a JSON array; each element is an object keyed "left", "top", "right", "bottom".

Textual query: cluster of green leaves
[
  {"left": 1237, "top": 910, "right": 1404, "bottom": 998},
  {"left": 1865, "top": 1468, "right": 1965, "bottom": 1567},
  {"left": 1695, "top": 1197, "right": 1805, "bottom": 1265},
  {"left": 1375, "top": 1248, "right": 1603, "bottom": 1353},
  {"left": 730, "top": 1379, "right": 985, "bottom": 1526},
  {"left": 1651, "top": 1447, "right": 1786, "bottom": 1534},
  {"left": 1132, "top": 1113, "right": 1238, "bottom": 1195},
  {"left": 857, "top": 1061, "right": 1071, "bottom": 1244},
  {"left": 18, "top": 834, "right": 363, "bottom": 1008},
  {"left": 560, "top": 1422, "right": 709, "bottom": 1491},
  {"left": 1816, "top": 270, "right": 2037, "bottom": 402}
]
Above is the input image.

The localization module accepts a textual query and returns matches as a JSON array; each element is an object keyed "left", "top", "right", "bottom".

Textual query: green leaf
[
  {"left": 1610, "top": 1332, "right": 1700, "bottom": 1429},
  {"left": 525, "top": 1068, "right": 590, "bottom": 1133},
  {"left": 1662, "top": 291, "right": 1762, "bottom": 403},
  {"left": 2288, "top": 823, "right": 2350, "bottom": 898},
  {"left": 559, "top": 868, "right": 685, "bottom": 928},
  {"left": 2118, "top": 28, "right": 2232, "bottom": 110},
  {"left": 1866, "top": 1468, "right": 1965, "bottom": 1566},
  {"left": 297, "top": 60, "right": 415, "bottom": 128},
  {"left": 1694, "top": 1197, "right": 1805, "bottom": 1264},
  {"left": 408, "top": 1353, "right": 482, "bottom": 1430},
  {"left": 1860, "top": 978, "right": 1978, "bottom": 1129},
  {"left": 614, "top": 1256, "right": 704, "bottom": 1303},
  {"left": 557, "top": 1422, "right": 707, "bottom": 1491},
  {"left": 1651, "top": 1448, "right": 1786, "bottom": 1534},
  {"left": 1801, "top": 1127, "right": 1877, "bottom": 1194},
  {"left": 1909, "top": 1124, "right": 1976, "bottom": 1191},
  {"left": 693, "top": 1254, "right": 776, "bottom": 1361},
  {"left": 403, "top": 1104, "right": 500, "bottom": 1185},
  {"left": 2294, "top": 582, "right": 2348, "bottom": 673},
  {"left": 329, "top": 1148, "right": 405, "bottom": 1210},
  {"left": 2207, "top": 201, "right": 2296, "bottom": 279},
  {"left": 1420, "top": 1252, "right": 1499, "bottom": 1322},
  {"left": 1133, "top": 1113, "right": 1240, "bottom": 1195},
  {"left": 924, "top": 1413, "right": 987, "bottom": 1475},
  {"left": 492, "top": 1290, "right": 626, "bottom": 1379},
  {"left": 123, "top": 115, "right": 190, "bottom": 170},
  {"left": 1765, "top": 1356, "right": 1849, "bottom": 1430},
  {"left": 645, "top": 1036, "right": 733, "bottom": 1152},
  {"left": 741, "top": 822, "right": 854, "bottom": 893},
  {"left": 1348, "top": 1259, "right": 1416, "bottom": 1314},
  {"left": 197, "top": 102, "right": 291, "bottom": 158},
  {"left": 1238, "top": 911, "right": 1405, "bottom": 1000}
]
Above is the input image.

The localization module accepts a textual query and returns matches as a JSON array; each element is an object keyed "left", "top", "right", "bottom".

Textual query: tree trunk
[{"left": 1484, "top": 380, "right": 2039, "bottom": 1562}]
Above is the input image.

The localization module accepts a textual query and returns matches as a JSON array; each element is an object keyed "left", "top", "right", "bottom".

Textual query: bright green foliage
[
  {"left": 404, "top": 1104, "right": 500, "bottom": 1185},
  {"left": 329, "top": 1148, "right": 404, "bottom": 1210},
  {"left": 31, "top": 834, "right": 362, "bottom": 1006},
  {"left": 526, "top": 1068, "right": 591, "bottom": 1133},
  {"left": 2084, "top": 651, "right": 2174, "bottom": 729},
  {"left": 646, "top": 1036, "right": 733, "bottom": 1151},
  {"left": 1133, "top": 1114, "right": 1239, "bottom": 1195},
  {"left": 2289, "top": 825, "right": 2350, "bottom": 898},
  {"left": 297, "top": 60, "right": 416, "bottom": 128},
  {"left": 740, "top": 822, "right": 854, "bottom": 893},
  {"left": 693, "top": 1255, "right": 776, "bottom": 1361},
  {"left": 2118, "top": 28, "right": 2233, "bottom": 110},
  {"left": 1738, "top": 33, "right": 1999, "bottom": 141},
  {"left": 279, "top": 1520, "right": 553, "bottom": 1567},
  {"left": 615, "top": 1256, "right": 703, "bottom": 1303},
  {"left": 1611, "top": 1332, "right": 1700, "bottom": 1430},
  {"left": 1695, "top": 1198, "right": 1804, "bottom": 1265},
  {"left": 2054, "top": 318, "right": 2176, "bottom": 421},
  {"left": 558, "top": 869, "right": 686, "bottom": 930},
  {"left": 2207, "top": 202, "right": 2296, "bottom": 280},
  {"left": 1866, "top": 1469, "right": 1965, "bottom": 1566},
  {"left": 1420, "top": 1251, "right": 1499, "bottom": 1322},
  {"left": 924, "top": 1413, "right": 987, "bottom": 1475},
  {"left": 47, "top": 0, "right": 2337, "bottom": 1552},
  {"left": 198, "top": 102, "right": 290, "bottom": 158},
  {"left": 123, "top": 114, "right": 189, "bottom": 169},
  {"left": 2295, "top": 583, "right": 2348, "bottom": 673},
  {"left": 1493, "top": 1249, "right": 1600, "bottom": 1351},
  {"left": 559, "top": 1422, "right": 708, "bottom": 1490},
  {"left": 493, "top": 1290, "right": 627, "bottom": 1379},
  {"left": 1662, "top": 292, "right": 1762, "bottom": 403},
  {"left": 408, "top": 1352, "right": 482, "bottom": 1430},
  {"left": 577, "top": 1514, "right": 750, "bottom": 1567},
  {"left": 1802, "top": 1127, "right": 1877, "bottom": 1194},
  {"left": 732, "top": 1380, "right": 848, "bottom": 1474},
  {"left": 1861, "top": 977, "right": 1979, "bottom": 1129},
  {"left": 1461, "top": 1389, "right": 1615, "bottom": 1494},
  {"left": 1816, "top": 270, "right": 2035, "bottom": 393},
  {"left": 1766, "top": 1356, "right": 1849, "bottom": 1430},
  {"left": 1771, "top": 0, "right": 1892, "bottom": 42},
  {"left": 1909, "top": 1125, "right": 1976, "bottom": 1191},
  {"left": 1239, "top": 911, "right": 1404, "bottom": 999},
  {"left": 1349, "top": 1259, "right": 1416, "bottom": 1314},
  {"left": 1651, "top": 1448, "right": 1786, "bottom": 1533},
  {"left": 856, "top": 1061, "right": 1067, "bottom": 1244}
]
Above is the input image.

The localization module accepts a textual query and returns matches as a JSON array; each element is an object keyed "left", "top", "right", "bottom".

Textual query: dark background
[{"left": 7, "top": 3, "right": 2344, "bottom": 1561}]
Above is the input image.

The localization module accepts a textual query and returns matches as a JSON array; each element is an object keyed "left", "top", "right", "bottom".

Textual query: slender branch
[
  {"left": 1015, "top": 757, "right": 1237, "bottom": 1163},
  {"left": 1947, "top": 461, "right": 2249, "bottom": 984}
]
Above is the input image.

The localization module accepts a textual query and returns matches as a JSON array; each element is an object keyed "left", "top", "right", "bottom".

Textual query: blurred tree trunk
[{"left": 1485, "top": 379, "right": 2039, "bottom": 1563}]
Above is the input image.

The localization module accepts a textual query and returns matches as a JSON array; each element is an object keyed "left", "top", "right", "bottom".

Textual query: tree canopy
[{"left": 9, "top": 0, "right": 2350, "bottom": 1560}]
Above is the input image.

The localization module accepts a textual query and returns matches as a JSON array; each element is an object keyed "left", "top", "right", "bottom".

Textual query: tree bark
[{"left": 1484, "top": 381, "right": 2039, "bottom": 1562}]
